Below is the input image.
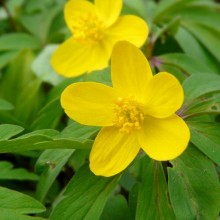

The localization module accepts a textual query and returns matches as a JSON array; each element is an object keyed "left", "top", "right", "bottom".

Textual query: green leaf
[
  {"left": 123, "top": 0, "right": 147, "bottom": 19},
  {"left": 158, "top": 53, "right": 214, "bottom": 75},
  {"left": 157, "top": 0, "right": 220, "bottom": 28},
  {"left": 154, "top": 0, "right": 219, "bottom": 25},
  {"left": 100, "top": 195, "right": 131, "bottom": 220},
  {"left": 0, "top": 33, "right": 40, "bottom": 50},
  {"left": 0, "top": 98, "right": 14, "bottom": 110},
  {"left": 0, "top": 124, "right": 24, "bottom": 140},
  {"left": 0, "top": 50, "right": 36, "bottom": 104},
  {"left": 182, "top": 95, "right": 220, "bottom": 118},
  {"left": 50, "top": 165, "right": 119, "bottom": 220},
  {"left": 0, "top": 111, "right": 21, "bottom": 125},
  {"left": 157, "top": 63, "right": 186, "bottom": 83},
  {"left": 0, "top": 209, "right": 47, "bottom": 220},
  {"left": 0, "top": 161, "right": 39, "bottom": 181},
  {"left": 20, "top": 129, "right": 60, "bottom": 138},
  {"left": 31, "top": 45, "right": 63, "bottom": 86},
  {"left": 35, "top": 149, "right": 74, "bottom": 202},
  {"left": 47, "top": 77, "right": 81, "bottom": 102},
  {"left": 0, "top": 51, "right": 20, "bottom": 69},
  {"left": 175, "top": 27, "right": 219, "bottom": 73},
  {"left": 135, "top": 157, "right": 175, "bottom": 220},
  {"left": 20, "top": 6, "right": 63, "bottom": 43},
  {"left": 119, "top": 171, "right": 137, "bottom": 192},
  {"left": 153, "top": 0, "right": 193, "bottom": 22},
  {"left": 61, "top": 121, "right": 99, "bottom": 140},
  {"left": 30, "top": 98, "right": 63, "bottom": 130},
  {"left": 68, "top": 149, "right": 90, "bottom": 172},
  {"left": 183, "top": 22, "right": 220, "bottom": 62},
  {"left": 177, "top": 5, "right": 220, "bottom": 32},
  {"left": 188, "top": 121, "right": 220, "bottom": 165},
  {"left": 168, "top": 145, "right": 220, "bottom": 220},
  {"left": 128, "top": 183, "right": 139, "bottom": 220},
  {"left": 153, "top": 17, "right": 180, "bottom": 43},
  {"left": 0, "top": 186, "right": 45, "bottom": 214},
  {"left": 84, "top": 68, "right": 111, "bottom": 86},
  {"left": 0, "top": 131, "right": 92, "bottom": 153},
  {"left": 15, "top": 79, "right": 43, "bottom": 125},
  {"left": 183, "top": 74, "right": 220, "bottom": 101},
  {"left": 5, "top": 0, "right": 25, "bottom": 17}
]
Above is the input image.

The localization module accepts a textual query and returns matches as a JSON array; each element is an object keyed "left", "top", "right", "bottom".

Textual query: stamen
[
  {"left": 72, "top": 13, "right": 105, "bottom": 44},
  {"left": 113, "top": 97, "right": 145, "bottom": 133}
]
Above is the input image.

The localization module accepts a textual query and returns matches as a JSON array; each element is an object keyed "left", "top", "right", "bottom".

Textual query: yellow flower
[
  {"left": 61, "top": 41, "right": 190, "bottom": 177},
  {"left": 51, "top": 0, "right": 148, "bottom": 77}
]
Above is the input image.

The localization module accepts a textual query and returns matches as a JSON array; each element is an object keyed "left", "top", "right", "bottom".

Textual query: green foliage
[
  {"left": 0, "top": 124, "right": 24, "bottom": 140},
  {"left": 168, "top": 146, "right": 220, "bottom": 219},
  {"left": 158, "top": 53, "right": 214, "bottom": 74},
  {"left": 135, "top": 157, "right": 175, "bottom": 220},
  {"left": 0, "top": 127, "right": 93, "bottom": 153},
  {"left": 183, "top": 74, "right": 220, "bottom": 101},
  {"left": 0, "top": 98, "right": 14, "bottom": 111},
  {"left": 189, "top": 122, "right": 220, "bottom": 165},
  {"left": 50, "top": 165, "right": 119, "bottom": 220},
  {"left": 35, "top": 149, "right": 74, "bottom": 202},
  {"left": 0, "top": 0, "right": 220, "bottom": 219},
  {"left": 100, "top": 195, "right": 131, "bottom": 220},
  {"left": 0, "top": 161, "right": 39, "bottom": 181},
  {"left": 0, "top": 186, "right": 46, "bottom": 219},
  {"left": 0, "top": 33, "right": 40, "bottom": 50}
]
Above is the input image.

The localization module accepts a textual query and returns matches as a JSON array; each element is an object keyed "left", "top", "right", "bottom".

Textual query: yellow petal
[
  {"left": 144, "top": 72, "right": 184, "bottom": 118},
  {"left": 86, "top": 41, "right": 111, "bottom": 73},
  {"left": 95, "top": 0, "right": 122, "bottom": 26},
  {"left": 61, "top": 82, "right": 119, "bottom": 126},
  {"left": 138, "top": 114, "right": 190, "bottom": 161},
  {"left": 51, "top": 37, "right": 110, "bottom": 77},
  {"left": 90, "top": 127, "right": 140, "bottom": 177},
  {"left": 64, "top": 0, "right": 98, "bottom": 32},
  {"left": 106, "top": 15, "right": 149, "bottom": 47},
  {"left": 111, "top": 41, "right": 152, "bottom": 101},
  {"left": 51, "top": 38, "right": 88, "bottom": 77}
]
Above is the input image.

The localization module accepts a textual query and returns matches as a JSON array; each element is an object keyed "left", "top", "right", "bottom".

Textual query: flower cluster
[{"left": 52, "top": 0, "right": 190, "bottom": 177}]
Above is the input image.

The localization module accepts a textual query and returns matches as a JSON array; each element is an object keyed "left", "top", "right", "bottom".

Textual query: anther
[
  {"left": 113, "top": 97, "right": 145, "bottom": 133},
  {"left": 72, "top": 13, "right": 104, "bottom": 44}
]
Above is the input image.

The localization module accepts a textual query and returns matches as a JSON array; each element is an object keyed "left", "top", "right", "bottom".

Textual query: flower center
[
  {"left": 72, "top": 13, "right": 105, "bottom": 44},
  {"left": 113, "top": 97, "right": 145, "bottom": 134}
]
